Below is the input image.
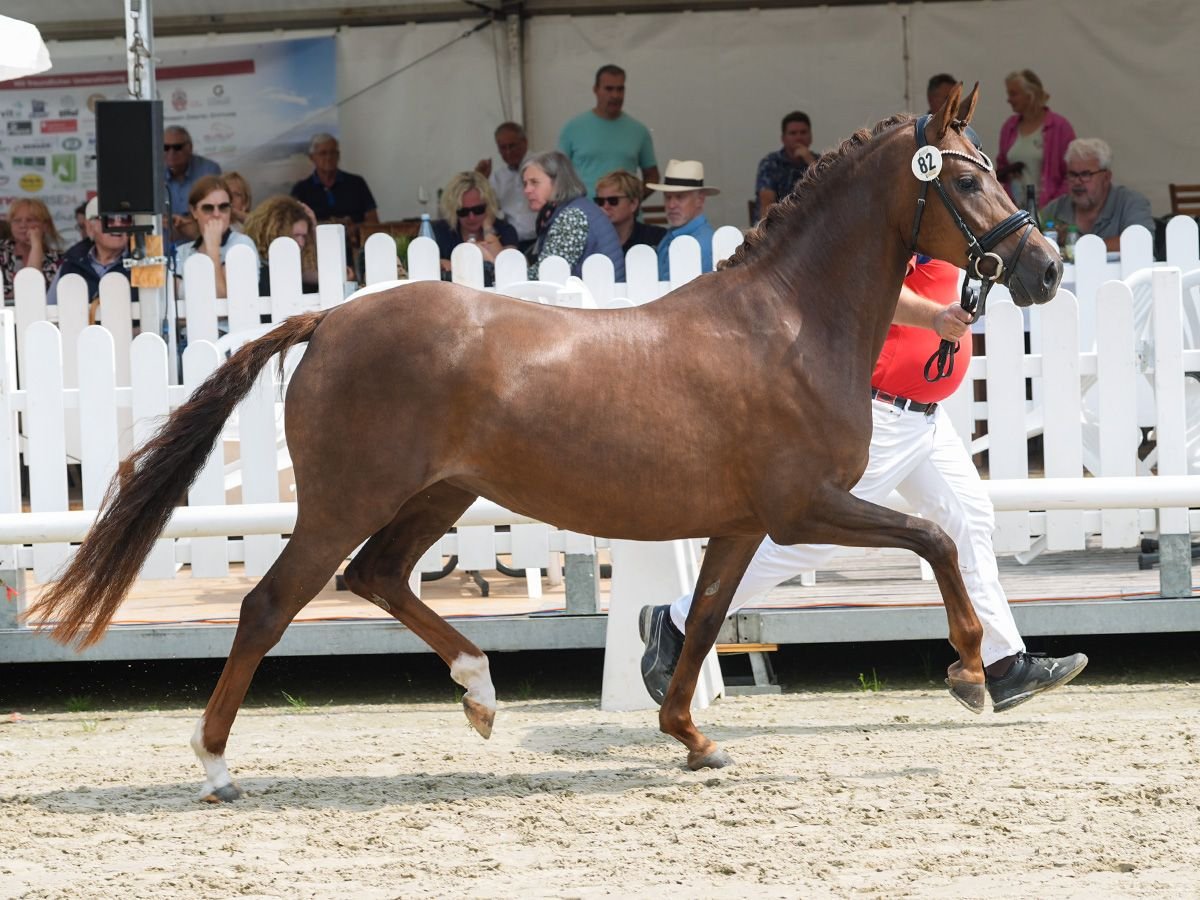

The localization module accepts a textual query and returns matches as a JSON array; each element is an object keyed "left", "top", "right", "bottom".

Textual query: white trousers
[{"left": 671, "top": 400, "right": 1025, "bottom": 666}]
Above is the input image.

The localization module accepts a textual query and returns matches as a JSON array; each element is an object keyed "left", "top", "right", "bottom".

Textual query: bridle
[{"left": 908, "top": 113, "right": 1037, "bottom": 381}]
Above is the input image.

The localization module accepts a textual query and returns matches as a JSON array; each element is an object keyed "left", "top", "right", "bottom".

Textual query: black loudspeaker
[{"left": 96, "top": 100, "right": 164, "bottom": 216}]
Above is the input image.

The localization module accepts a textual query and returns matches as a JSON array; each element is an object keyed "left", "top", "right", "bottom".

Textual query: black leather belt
[{"left": 871, "top": 387, "right": 938, "bottom": 416}]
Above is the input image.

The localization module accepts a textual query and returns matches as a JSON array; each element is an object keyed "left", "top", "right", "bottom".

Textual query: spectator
[
  {"left": 1038, "top": 138, "right": 1154, "bottom": 252},
  {"left": 476, "top": 122, "right": 536, "bottom": 247},
  {"left": 996, "top": 69, "right": 1075, "bottom": 205},
  {"left": 65, "top": 199, "right": 94, "bottom": 260},
  {"left": 243, "top": 195, "right": 319, "bottom": 296},
  {"left": 646, "top": 160, "right": 719, "bottom": 280},
  {"left": 174, "top": 175, "right": 260, "bottom": 300},
  {"left": 432, "top": 171, "right": 518, "bottom": 286},
  {"left": 926, "top": 72, "right": 957, "bottom": 114},
  {"left": 47, "top": 196, "right": 135, "bottom": 307},
  {"left": 1, "top": 197, "right": 64, "bottom": 301},
  {"left": 289, "top": 133, "right": 380, "bottom": 248},
  {"left": 224, "top": 171, "right": 252, "bottom": 231},
  {"left": 73, "top": 201, "right": 89, "bottom": 241},
  {"left": 558, "top": 64, "right": 660, "bottom": 196},
  {"left": 164, "top": 125, "right": 222, "bottom": 242},
  {"left": 521, "top": 150, "right": 625, "bottom": 281},
  {"left": 594, "top": 170, "right": 665, "bottom": 253},
  {"left": 754, "top": 111, "right": 819, "bottom": 222}
]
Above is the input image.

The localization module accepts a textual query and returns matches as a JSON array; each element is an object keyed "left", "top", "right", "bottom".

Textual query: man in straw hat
[{"left": 646, "top": 159, "right": 719, "bottom": 280}]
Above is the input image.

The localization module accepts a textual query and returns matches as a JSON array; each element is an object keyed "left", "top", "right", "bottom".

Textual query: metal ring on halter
[{"left": 972, "top": 250, "right": 1006, "bottom": 282}]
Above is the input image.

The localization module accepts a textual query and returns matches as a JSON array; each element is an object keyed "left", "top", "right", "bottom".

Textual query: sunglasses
[
  {"left": 593, "top": 195, "right": 625, "bottom": 207},
  {"left": 163, "top": 142, "right": 188, "bottom": 152},
  {"left": 198, "top": 202, "right": 232, "bottom": 214},
  {"left": 456, "top": 203, "right": 487, "bottom": 217}
]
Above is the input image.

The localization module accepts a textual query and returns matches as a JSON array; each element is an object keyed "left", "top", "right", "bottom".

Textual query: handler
[{"left": 640, "top": 255, "right": 1088, "bottom": 712}]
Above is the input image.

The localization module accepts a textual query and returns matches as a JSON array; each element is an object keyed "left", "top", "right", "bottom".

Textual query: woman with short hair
[
  {"left": 521, "top": 151, "right": 625, "bottom": 280},
  {"left": 594, "top": 170, "right": 666, "bottom": 253},
  {"left": 433, "top": 170, "right": 518, "bottom": 285},
  {"left": 1, "top": 197, "right": 65, "bottom": 301}
]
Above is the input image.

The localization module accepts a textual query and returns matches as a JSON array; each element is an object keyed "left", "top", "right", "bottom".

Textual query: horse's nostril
[{"left": 1043, "top": 263, "right": 1058, "bottom": 287}]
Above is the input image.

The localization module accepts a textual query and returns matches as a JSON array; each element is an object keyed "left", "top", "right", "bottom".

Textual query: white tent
[{"left": 5, "top": 0, "right": 1196, "bottom": 228}]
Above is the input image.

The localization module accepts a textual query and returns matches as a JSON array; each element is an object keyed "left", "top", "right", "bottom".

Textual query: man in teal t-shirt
[{"left": 558, "top": 64, "right": 660, "bottom": 197}]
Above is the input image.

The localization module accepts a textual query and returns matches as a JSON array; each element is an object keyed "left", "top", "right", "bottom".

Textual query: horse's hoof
[
  {"left": 200, "top": 782, "right": 243, "bottom": 803},
  {"left": 687, "top": 746, "right": 733, "bottom": 770},
  {"left": 945, "top": 676, "right": 987, "bottom": 714},
  {"left": 463, "top": 696, "right": 495, "bottom": 739}
]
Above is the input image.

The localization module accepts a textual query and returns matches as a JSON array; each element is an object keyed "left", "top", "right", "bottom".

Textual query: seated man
[
  {"left": 1039, "top": 138, "right": 1153, "bottom": 252},
  {"left": 290, "top": 133, "right": 380, "bottom": 244},
  {"left": 164, "top": 125, "right": 222, "bottom": 242},
  {"left": 476, "top": 122, "right": 536, "bottom": 248},
  {"left": 647, "top": 160, "right": 719, "bottom": 281},
  {"left": 754, "top": 111, "right": 818, "bottom": 221},
  {"left": 47, "top": 196, "right": 135, "bottom": 307}
]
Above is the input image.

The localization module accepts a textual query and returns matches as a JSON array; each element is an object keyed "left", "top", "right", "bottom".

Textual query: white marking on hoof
[
  {"left": 450, "top": 652, "right": 496, "bottom": 714},
  {"left": 191, "top": 715, "right": 234, "bottom": 801}
]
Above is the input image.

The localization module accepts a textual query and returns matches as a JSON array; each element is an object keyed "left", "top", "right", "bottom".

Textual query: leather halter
[{"left": 908, "top": 114, "right": 1037, "bottom": 381}]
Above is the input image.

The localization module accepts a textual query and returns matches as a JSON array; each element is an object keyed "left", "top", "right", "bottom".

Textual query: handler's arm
[{"left": 892, "top": 284, "right": 971, "bottom": 341}]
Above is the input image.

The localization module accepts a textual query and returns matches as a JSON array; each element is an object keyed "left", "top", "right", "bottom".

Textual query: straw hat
[{"left": 646, "top": 159, "right": 720, "bottom": 196}]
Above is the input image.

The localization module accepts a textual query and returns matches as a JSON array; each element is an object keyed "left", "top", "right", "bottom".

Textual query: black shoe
[
  {"left": 987, "top": 651, "right": 1088, "bottom": 712},
  {"left": 638, "top": 604, "right": 685, "bottom": 705}
]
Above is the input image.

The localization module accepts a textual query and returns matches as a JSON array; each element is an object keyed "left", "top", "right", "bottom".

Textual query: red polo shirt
[{"left": 871, "top": 257, "right": 969, "bottom": 403}]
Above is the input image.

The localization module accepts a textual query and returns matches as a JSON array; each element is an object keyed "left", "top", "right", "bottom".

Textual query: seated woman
[
  {"left": 174, "top": 175, "right": 260, "bottom": 300},
  {"left": 224, "top": 171, "right": 253, "bottom": 231},
  {"left": 1, "top": 197, "right": 65, "bottom": 302},
  {"left": 243, "top": 195, "right": 319, "bottom": 296},
  {"left": 432, "top": 171, "right": 518, "bottom": 285},
  {"left": 520, "top": 151, "right": 625, "bottom": 281},
  {"left": 594, "top": 169, "right": 666, "bottom": 253}
]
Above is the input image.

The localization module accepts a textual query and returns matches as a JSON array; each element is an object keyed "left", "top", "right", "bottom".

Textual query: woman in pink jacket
[{"left": 995, "top": 69, "right": 1076, "bottom": 205}]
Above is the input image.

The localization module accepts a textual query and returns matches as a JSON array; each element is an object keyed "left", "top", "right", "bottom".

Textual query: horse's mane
[{"left": 722, "top": 112, "right": 917, "bottom": 270}]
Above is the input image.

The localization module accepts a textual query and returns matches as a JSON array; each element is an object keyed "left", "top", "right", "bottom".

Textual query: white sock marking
[
  {"left": 190, "top": 715, "right": 233, "bottom": 797},
  {"left": 450, "top": 653, "right": 496, "bottom": 712}
]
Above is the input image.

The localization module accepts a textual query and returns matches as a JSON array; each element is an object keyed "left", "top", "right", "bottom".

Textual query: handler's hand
[{"left": 932, "top": 304, "right": 972, "bottom": 342}]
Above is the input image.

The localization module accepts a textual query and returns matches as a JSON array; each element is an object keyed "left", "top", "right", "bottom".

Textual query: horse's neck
[{"left": 747, "top": 160, "right": 909, "bottom": 368}]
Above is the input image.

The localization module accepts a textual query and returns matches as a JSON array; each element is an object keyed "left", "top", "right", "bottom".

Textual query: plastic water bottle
[
  {"left": 1064, "top": 224, "right": 1080, "bottom": 263},
  {"left": 1042, "top": 219, "right": 1059, "bottom": 253},
  {"left": 418, "top": 213, "right": 434, "bottom": 240}
]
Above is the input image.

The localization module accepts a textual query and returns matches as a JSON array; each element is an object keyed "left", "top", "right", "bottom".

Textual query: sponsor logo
[
  {"left": 86, "top": 93, "right": 107, "bottom": 114},
  {"left": 58, "top": 107, "right": 79, "bottom": 117},
  {"left": 29, "top": 99, "right": 47, "bottom": 118},
  {"left": 61, "top": 137, "right": 82, "bottom": 151},
  {"left": 171, "top": 89, "right": 188, "bottom": 112},
  {"left": 0, "top": 109, "right": 18, "bottom": 119},
  {"left": 204, "top": 121, "right": 234, "bottom": 141},
  {"left": 0, "top": 176, "right": 9, "bottom": 187},
  {"left": 6, "top": 121, "right": 32, "bottom": 136},
  {"left": 40, "top": 119, "right": 78, "bottom": 134},
  {"left": 13, "top": 156, "right": 47, "bottom": 168},
  {"left": 212, "top": 84, "right": 224, "bottom": 97},
  {"left": 19, "top": 173, "right": 44, "bottom": 191},
  {"left": 52, "top": 154, "right": 77, "bottom": 183},
  {"left": 15, "top": 140, "right": 52, "bottom": 151}
]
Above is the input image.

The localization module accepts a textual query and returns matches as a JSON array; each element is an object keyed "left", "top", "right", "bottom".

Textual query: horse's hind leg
[
  {"left": 191, "top": 519, "right": 386, "bottom": 803},
  {"left": 659, "top": 534, "right": 763, "bottom": 770},
  {"left": 341, "top": 481, "right": 497, "bottom": 737}
]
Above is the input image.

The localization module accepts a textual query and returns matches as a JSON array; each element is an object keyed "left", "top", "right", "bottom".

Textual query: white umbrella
[{"left": 0, "top": 15, "right": 52, "bottom": 83}]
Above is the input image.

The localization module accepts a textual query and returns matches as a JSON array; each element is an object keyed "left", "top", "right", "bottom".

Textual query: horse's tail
[{"left": 24, "top": 309, "right": 331, "bottom": 648}]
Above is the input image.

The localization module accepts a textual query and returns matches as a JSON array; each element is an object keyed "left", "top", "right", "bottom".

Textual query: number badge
[{"left": 911, "top": 146, "right": 943, "bottom": 182}]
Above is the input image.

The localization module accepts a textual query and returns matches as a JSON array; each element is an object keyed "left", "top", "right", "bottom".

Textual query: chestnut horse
[{"left": 28, "top": 85, "right": 1060, "bottom": 800}]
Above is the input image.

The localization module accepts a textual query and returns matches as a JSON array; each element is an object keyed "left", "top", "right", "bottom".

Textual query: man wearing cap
[
  {"left": 647, "top": 160, "right": 719, "bottom": 281},
  {"left": 47, "top": 196, "right": 135, "bottom": 307}
]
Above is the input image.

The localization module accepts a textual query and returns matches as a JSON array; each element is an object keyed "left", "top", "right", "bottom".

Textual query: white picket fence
[{"left": 5, "top": 220, "right": 1200, "bottom": 589}]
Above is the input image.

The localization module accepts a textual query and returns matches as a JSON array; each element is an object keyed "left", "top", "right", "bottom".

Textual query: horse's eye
[{"left": 957, "top": 176, "right": 978, "bottom": 192}]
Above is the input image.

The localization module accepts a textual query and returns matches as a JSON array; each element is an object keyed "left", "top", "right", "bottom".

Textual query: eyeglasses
[
  {"left": 1066, "top": 169, "right": 1105, "bottom": 182},
  {"left": 163, "top": 142, "right": 188, "bottom": 152},
  {"left": 456, "top": 203, "right": 487, "bottom": 217},
  {"left": 198, "top": 202, "right": 232, "bottom": 214},
  {"left": 593, "top": 195, "right": 625, "bottom": 207}
]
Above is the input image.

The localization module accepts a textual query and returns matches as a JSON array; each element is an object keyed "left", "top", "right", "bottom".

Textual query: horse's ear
[
  {"left": 957, "top": 82, "right": 980, "bottom": 126},
  {"left": 932, "top": 82, "right": 962, "bottom": 141}
]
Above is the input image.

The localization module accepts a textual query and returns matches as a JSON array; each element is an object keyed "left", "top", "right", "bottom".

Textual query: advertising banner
[{"left": 0, "top": 36, "right": 337, "bottom": 236}]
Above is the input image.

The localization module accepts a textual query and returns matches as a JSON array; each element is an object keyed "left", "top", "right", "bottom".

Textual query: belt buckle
[
  {"left": 873, "top": 389, "right": 897, "bottom": 407},
  {"left": 922, "top": 401, "right": 938, "bottom": 418}
]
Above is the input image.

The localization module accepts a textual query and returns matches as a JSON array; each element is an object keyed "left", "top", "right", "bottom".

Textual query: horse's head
[{"left": 908, "top": 83, "right": 1062, "bottom": 307}]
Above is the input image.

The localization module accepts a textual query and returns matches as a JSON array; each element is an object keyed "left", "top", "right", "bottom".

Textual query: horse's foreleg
[
  {"left": 342, "top": 482, "right": 496, "bottom": 738},
  {"left": 777, "top": 488, "right": 986, "bottom": 710},
  {"left": 659, "top": 534, "right": 763, "bottom": 770},
  {"left": 191, "top": 528, "right": 372, "bottom": 802}
]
